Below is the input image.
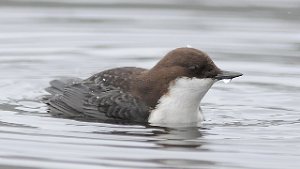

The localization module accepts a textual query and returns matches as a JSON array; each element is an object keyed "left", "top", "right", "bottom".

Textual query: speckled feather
[{"left": 46, "top": 67, "right": 150, "bottom": 122}]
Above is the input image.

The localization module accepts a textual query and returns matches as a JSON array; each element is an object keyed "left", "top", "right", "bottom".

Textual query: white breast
[{"left": 148, "top": 78, "right": 215, "bottom": 124}]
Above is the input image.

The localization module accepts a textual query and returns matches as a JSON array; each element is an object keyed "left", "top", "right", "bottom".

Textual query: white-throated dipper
[{"left": 45, "top": 47, "right": 242, "bottom": 124}]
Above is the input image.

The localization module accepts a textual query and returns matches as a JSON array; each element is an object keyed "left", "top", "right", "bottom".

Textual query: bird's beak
[{"left": 214, "top": 70, "right": 243, "bottom": 80}]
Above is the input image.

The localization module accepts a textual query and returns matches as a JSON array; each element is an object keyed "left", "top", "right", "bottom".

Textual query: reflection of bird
[
  {"left": 154, "top": 127, "right": 204, "bottom": 148},
  {"left": 45, "top": 48, "right": 242, "bottom": 124}
]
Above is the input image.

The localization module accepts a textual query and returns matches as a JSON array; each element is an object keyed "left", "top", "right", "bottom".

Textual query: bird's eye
[
  {"left": 188, "top": 64, "right": 203, "bottom": 71},
  {"left": 188, "top": 65, "right": 195, "bottom": 70},
  {"left": 188, "top": 65, "right": 198, "bottom": 70}
]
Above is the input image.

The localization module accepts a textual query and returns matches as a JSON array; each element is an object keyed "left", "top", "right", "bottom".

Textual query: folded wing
[{"left": 45, "top": 78, "right": 149, "bottom": 122}]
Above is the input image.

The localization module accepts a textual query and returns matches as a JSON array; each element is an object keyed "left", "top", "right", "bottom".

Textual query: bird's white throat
[{"left": 148, "top": 77, "right": 215, "bottom": 124}]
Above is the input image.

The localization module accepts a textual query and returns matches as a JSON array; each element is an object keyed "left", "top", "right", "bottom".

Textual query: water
[{"left": 0, "top": 0, "right": 300, "bottom": 168}]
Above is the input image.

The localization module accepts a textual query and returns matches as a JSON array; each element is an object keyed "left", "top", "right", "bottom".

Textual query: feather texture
[{"left": 45, "top": 68, "right": 150, "bottom": 122}]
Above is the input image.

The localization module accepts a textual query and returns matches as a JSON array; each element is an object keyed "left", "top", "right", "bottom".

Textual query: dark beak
[{"left": 214, "top": 70, "right": 243, "bottom": 80}]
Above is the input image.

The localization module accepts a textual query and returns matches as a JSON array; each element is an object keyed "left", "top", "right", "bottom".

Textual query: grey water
[{"left": 0, "top": 0, "right": 300, "bottom": 168}]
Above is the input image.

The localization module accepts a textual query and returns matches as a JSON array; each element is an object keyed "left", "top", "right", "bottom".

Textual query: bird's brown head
[{"left": 152, "top": 47, "right": 221, "bottom": 79}]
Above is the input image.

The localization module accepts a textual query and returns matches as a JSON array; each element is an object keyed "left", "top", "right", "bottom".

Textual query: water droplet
[
  {"left": 186, "top": 45, "right": 192, "bottom": 48},
  {"left": 222, "top": 79, "right": 232, "bottom": 84}
]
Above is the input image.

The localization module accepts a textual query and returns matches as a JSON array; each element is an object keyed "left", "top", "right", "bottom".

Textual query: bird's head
[{"left": 153, "top": 47, "right": 242, "bottom": 81}]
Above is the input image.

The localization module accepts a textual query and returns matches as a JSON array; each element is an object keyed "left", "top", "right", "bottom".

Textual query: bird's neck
[
  {"left": 148, "top": 77, "right": 215, "bottom": 124},
  {"left": 132, "top": 67, "right": 186, "bottom": 108}
]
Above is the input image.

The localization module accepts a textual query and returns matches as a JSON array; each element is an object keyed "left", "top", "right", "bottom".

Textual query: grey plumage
[{"left": 45, "top": 68, "right": 150, "bottom": 122}]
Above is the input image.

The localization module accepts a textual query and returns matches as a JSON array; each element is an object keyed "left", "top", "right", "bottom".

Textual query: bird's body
[{"left": 45, "top": 48, "right": 242, "bottom": 124}]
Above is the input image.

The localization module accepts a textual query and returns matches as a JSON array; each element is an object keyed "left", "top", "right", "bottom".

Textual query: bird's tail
[{"left": 45, "top": 77, "right": 82, "bottom": 95}]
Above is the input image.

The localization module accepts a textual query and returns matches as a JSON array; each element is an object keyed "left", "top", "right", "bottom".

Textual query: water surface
[{"left": 0, "top": 0, "right": 300, "bottom": 168}]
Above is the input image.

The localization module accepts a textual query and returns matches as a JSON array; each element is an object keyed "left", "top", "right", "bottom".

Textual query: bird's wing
[
  {"left": 83, "top": 85, "right": 149, "bottom": 122},
  {"left": 46, "top": 80, "right": 149, "bottom": 122}
]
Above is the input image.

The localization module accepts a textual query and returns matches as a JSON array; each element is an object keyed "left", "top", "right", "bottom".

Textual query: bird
[{"left": 45, "top": 47, "right": 242, "bottom": 124}]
